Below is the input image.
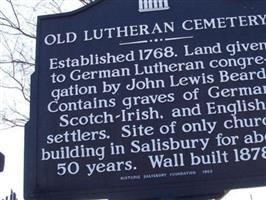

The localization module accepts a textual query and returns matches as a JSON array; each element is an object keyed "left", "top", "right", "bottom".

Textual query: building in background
[{"left": 1, "top": 190, "right": 17, "bottom": 200}]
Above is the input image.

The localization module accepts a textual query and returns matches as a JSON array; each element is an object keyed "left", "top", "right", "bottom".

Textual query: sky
[
  {"left": 0, "top": 128, "right": 24, "bottom": 198},
  {"left": 1, "top": 0, "right": 266, "bottom": 200}
]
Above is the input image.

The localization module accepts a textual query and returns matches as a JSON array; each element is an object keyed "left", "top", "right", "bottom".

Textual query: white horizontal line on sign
[
  {"left": 165, "top": 36, "right": 194, "bottom": 41},
  {"left": 119, "top": 40, "right": 148, "bottom": 46},
  {"left": 119, "top": 36, "right": 194, "bottom": 46}
]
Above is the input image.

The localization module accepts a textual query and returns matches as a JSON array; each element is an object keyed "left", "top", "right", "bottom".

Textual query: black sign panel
[
  {"left": 25, "top": 0, "right": 266, "bottom": 199},
  {"left": 0, "top": 152, "right": 4, "bottom": 172}
]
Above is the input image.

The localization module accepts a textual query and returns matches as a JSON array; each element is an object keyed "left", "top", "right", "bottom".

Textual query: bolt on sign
[{"left": 25, "top": 0, "right": 266, "bottom": 199}]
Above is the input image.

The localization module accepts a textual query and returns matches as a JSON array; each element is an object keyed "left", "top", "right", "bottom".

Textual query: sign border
[{"left": 24, "top": 0, "right": 266, "bottom": 199}]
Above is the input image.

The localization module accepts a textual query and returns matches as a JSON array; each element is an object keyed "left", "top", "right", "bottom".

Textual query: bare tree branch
[
  {"left": 0, "top": 68, "right": 30, "bottom": 102},
  {"left": 0, "top": 0, "right": 36, "bottom": 38},
  {"left": 1, "top": 117, "right": 27, "bottom": 128},
  {"left": 0, "top": 0, "right": 85, "bottom": 129},
  {"left": 0, "top": 60, "right": 34, "bottom": 67},
  {"left": 79, "top": 0, "right": 91, "bottom": 5},
  {"left": 8, "top": 0, "right": 21, "bottom": 28}
]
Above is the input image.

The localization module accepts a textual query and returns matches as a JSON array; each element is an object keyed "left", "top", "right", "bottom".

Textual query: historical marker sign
[{"left": 25, "top": 0, "right": 266, "bottom": 199}]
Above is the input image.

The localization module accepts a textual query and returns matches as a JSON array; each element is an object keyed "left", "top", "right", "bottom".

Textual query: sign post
[{"left": 25, "top": 0, "right": 266, "bottom": 199}]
